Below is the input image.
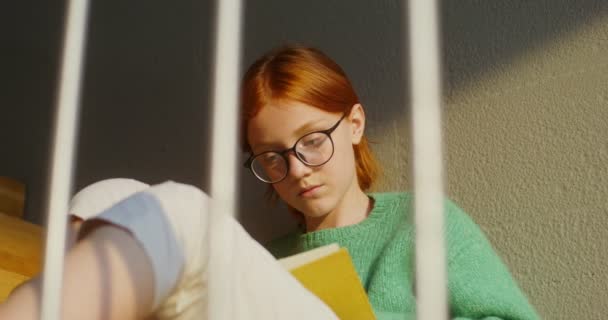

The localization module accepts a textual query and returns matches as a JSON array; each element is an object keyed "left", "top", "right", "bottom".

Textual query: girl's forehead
[{"left": 247, "top": 101, "right": 336, "bottom": 150}]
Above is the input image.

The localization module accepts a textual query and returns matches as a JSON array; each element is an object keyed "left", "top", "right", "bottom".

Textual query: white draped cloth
[{"left": 68, "top": 179, "right": 337, "bottom": 320}]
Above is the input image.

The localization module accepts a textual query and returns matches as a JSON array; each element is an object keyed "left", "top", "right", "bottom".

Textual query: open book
[{"left": 278, "top": 244, "right": 377, "bottom": 320}]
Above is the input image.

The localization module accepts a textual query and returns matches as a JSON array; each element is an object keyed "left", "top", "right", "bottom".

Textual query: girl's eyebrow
[
  {"left": 293, "top": 118, "right": 326, "bottom": 137},
  {"left": 252, "top": 118, "right": 328, "bottom": 153}
]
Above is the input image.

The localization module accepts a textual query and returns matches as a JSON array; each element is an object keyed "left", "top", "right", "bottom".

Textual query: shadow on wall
[
  {"left": 238, "top": 0, "right": 608, "bottom": 241},
  {"left": 441, "top": 0, "right": 608, "bottom": 101},
  {"left": 1, "top": 1, "right": 606, "bottom": 318},
  {"left": 73, "top": 0, "right": 216, "bottom": 194},
  {"left": 0, "top": 1, "right": 67, "bottom": 223},
  {"left": 1, "top": 1, "right": 218, "bottom": 224},
  {"left": 3, "top": 0, "right": 605, "bottom": 235}
]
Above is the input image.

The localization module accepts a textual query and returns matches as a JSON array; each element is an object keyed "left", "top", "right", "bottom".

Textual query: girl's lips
[{"left": 299, "top": 185, "right": 322, "bottom": 197}]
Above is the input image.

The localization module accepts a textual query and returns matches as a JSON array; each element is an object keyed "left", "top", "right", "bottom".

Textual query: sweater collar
[{"left": 297, "top": 192, "right": 402, "bottom": 243}]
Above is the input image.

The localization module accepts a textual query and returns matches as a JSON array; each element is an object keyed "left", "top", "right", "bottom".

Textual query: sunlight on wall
[{"left": 371, "top": 16, "right": 608, "bottom": 319}]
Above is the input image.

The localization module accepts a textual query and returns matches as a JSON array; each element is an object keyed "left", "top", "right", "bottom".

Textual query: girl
[
  {"left": 0, "top": 46, "right": 539, "bottom": 319},
  {"left": 242, "top": 45, "right": 539, "bottom": 319}
]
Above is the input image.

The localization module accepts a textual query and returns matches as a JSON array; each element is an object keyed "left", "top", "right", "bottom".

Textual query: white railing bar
[
  {"left": 206, "top": 0, "right": 243, "bottom": 319},
  {"left": 40, "top": 0, "right": 91, "bottom": 319},
  {"left": 407, "top": 0, "right": 448, "bottom": 319}
]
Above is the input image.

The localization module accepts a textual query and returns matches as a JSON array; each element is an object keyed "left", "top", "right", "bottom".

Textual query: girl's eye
[
  {"left": 304, "top": 139, "right": 317, "bottom": 146},
  {"left": 302, "top": 135, "right": 324, "bottom": 147},
  {"left": 261, "top": 154, "right": 280, "bottom": 165}
]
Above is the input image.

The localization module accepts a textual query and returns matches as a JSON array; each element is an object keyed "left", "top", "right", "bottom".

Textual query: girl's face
[{"left": 247, "top": 100, "right": 366, "bottom": 219}]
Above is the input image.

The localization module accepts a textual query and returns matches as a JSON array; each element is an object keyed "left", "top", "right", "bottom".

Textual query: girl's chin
[
  {"left": 301, "top": 210, "right": 329, "bottom": 220},
  {"left": 296, "top": 199, "right": 334, "bottom": 218}
]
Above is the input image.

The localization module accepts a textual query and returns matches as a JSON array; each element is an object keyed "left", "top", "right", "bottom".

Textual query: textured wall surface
[
  {"left": 1, "top": 1, "right": 215, "bottom": 223},
  {"left": 240, "top": 1, "right": 608, "bottom": 319},
  {"left": 0, "top": 3, "right": 66, "bottom": 221},
  {"left": 3, "top": 1, "right": 606, "bottom": 319},
  {"left": 441, "top": 16, "right": 608, "bottom": 319},
  {"left": 378, "top": 6, "right": 608, "bottom": 320}
]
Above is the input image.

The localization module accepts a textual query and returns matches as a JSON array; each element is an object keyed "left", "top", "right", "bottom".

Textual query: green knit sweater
[{"left": 266, "top": 192, "right": 540, "bottom": 320}]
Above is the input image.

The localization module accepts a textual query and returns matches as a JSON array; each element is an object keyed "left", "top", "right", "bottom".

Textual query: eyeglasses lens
[{"left": 251, "top": 132, "right": 333, "bottom": 183}]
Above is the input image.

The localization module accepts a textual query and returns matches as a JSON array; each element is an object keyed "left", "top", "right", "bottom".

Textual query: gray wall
[
  {"left": 242, "top": 3, "right": 608, "bottom": 318},
  {"left": 1, "top": 2, "right": 65, "bottom": 222},
  {"left": 74, "top": 0, "right": 215, "bottom": 195},
  {"left": 1, "top": 1, "right": 215, "bottom": 224},
  {"left": 2, "top": 1, "right": 607, "bottom": 319}
]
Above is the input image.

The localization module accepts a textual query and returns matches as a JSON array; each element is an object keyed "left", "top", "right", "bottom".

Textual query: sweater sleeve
[{"left": 444, "top": 200, "right": 540, "bottom": 320}]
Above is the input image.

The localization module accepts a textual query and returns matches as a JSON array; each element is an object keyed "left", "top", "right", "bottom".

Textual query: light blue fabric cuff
[{"left": 81, "top": 191, "right": 185, "bottom": 309}]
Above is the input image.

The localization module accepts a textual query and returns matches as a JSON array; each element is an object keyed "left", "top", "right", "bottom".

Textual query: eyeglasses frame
[{"left": 244, "top": 113, "right": 347, "bottom": 184}]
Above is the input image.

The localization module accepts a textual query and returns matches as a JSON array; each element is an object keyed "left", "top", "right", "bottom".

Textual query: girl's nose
[{"left": 286, "top": 152, "right": 312, "bottom": 179}]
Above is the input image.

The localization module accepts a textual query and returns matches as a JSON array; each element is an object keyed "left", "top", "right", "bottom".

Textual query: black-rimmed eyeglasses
[{"left": 244, "top": 113, "right": 347, "bottom": 184}]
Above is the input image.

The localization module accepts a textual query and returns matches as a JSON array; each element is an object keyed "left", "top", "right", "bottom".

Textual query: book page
[{"left": 278, "top": 243, "right": 340, "bottom": 271}]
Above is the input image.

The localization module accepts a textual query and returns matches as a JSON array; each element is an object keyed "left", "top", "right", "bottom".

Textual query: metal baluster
[
  {"left": 407, "top": 0, "right": 448, "bottom": 319},
  {"left": 40, "top": 0, "right": 91, "bottom": 319},
  {"left": 207, "top": 0, "right": 243, "bottom": 319}
]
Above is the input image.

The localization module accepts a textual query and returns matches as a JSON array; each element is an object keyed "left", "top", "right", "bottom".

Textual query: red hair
[{"left": 241, "top": 45, "right": 380, "bottom": 195}]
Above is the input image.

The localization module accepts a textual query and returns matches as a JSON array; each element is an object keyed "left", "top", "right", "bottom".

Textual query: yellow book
[{"left": 279, "top": 244, "right": 376, "bottom": 320}]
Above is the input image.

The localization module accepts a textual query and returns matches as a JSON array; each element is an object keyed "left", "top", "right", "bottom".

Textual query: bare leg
[
  {"left": 0, "top": 223, "right": 155, "bottom": 320},
  {"left": 1, "top": 181, "right": 338, "bottom": 320}
]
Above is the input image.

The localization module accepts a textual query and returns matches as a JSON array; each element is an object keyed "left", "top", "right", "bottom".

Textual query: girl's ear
[{"left": 349, "top": 103, "right": 366, "bottom": 145}]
